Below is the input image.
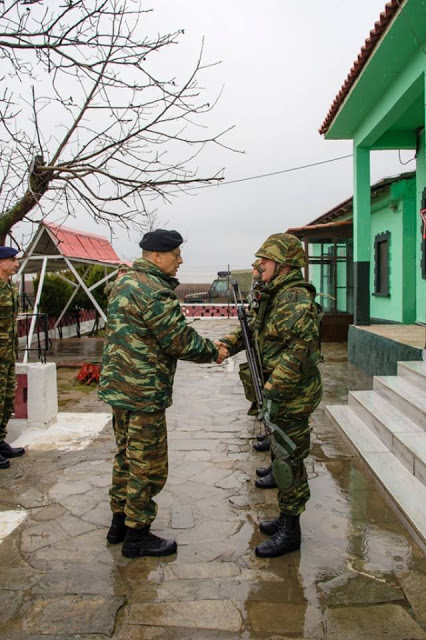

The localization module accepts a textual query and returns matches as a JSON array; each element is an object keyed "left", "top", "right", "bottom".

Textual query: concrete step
[
  {"left": 349, "top": 390, "right": 426, "bottom": 485},
  {"left": 326, "top": 404, "right": 426, "bottom": 546},
  {"left": 374, "top": 376, "right": 426, "bottom": 430},
  {"left": 397, "top": 360, "right": 426, "bottom": 391}
]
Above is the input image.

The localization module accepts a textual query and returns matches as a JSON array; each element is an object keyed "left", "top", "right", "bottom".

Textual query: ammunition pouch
[
  {"left": 238, "top": 362, "right": 256, "bottom": 403},
  {"left": 239, "top": 362, "right": 268, "bottom": 404},
  {"left": 269, "top": 422, "right": 295, "bottom": 491},
  {"left": 272, "top": 458, "right": 293, "bottom": 491}
]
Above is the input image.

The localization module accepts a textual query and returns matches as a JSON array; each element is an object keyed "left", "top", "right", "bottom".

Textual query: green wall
[
  {"left": 369, "top": 178, "right": 417, "bottom": 323},
  {"left": 416, "top": 133, "right": 426, "bottom": 325},
  {"left": 306, "top": 177, "right": 417, "bottom": 324},
  {"left": 348, "top": 325, "right": 422, "bottom": 376}
]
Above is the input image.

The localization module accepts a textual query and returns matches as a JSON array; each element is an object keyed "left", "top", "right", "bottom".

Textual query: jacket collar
[
  {"left": 132, "top": 258, "right": 180, "bottom": 290},
  {"left": 264, "top": 267, "right": 315, "bottom": 297},
  {"left": 0, "top": 277, "right": 13, "bottom": 289}
]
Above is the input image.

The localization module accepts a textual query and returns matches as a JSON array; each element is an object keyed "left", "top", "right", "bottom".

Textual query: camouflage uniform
[
  {"left": 0, "top": 279, "right": 19, "bottom": 443},
  {"left": 222, "top": 235, "right": 322, "bottom": 517},
  {"left": 104, "top": 263, "right": 130, "bottom": 301},
  {"left": 99, "top": 258, "right": 218, "bottom": 528}
]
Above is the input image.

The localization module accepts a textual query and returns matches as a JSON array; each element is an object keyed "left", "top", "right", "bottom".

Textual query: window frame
[{"left": 373, "top": 231, "right": 391, "bottom": 297}]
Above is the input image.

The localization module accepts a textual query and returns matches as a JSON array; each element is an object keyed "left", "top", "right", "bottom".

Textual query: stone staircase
[{"left": 326, "top": 360, "right": 426, "bottom": 547}]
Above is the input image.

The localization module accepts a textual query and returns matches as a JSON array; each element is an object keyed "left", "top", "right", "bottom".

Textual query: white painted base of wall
[{"left": 15, "top": 362, "right": 58, "bottom": 428}]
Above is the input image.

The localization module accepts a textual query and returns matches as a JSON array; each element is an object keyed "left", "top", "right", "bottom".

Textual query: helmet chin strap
[{"left": 271, "top": 261, "right": 285, "bottom": 279}]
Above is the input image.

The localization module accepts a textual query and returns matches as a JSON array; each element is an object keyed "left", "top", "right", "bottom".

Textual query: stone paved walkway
[{"left": 0, "top": 319, "right": 425, "bottom": 639}]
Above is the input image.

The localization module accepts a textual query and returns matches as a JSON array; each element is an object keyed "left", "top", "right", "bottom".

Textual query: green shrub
[{"left": 33, "top": 265, "right": 114, "bottom": 317}]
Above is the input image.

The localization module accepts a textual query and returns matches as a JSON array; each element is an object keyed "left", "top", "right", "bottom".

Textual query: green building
[
  {"left": 315, "top": 0, "right": 425, "bottom": 373},
  {"left": 319, "top": 1, "right": 426, "bottom": 547},
  {"left": 289, "top": 171, "right": 416, "bottom": 322},
  {"left": 320, "top": 0, "right": 425, "bottom": 328}
]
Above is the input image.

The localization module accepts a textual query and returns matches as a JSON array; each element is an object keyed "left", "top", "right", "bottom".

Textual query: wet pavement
[{"left": 1, "top": 319, "right": 426, "bottom": 639}]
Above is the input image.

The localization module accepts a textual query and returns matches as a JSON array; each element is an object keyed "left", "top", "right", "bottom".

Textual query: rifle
[
  {"left": 230, "top": 281, "right": 264, "bottom": 409},
  {"left": 231, "top": 280, "right": 296, "bottom": 467}
]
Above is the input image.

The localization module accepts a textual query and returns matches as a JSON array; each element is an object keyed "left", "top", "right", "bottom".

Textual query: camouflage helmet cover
[
  {"left": 255, "top": 233, "right": 306, "bottom": 268},
  {"left": 251, "top": 258, "right": 262, "bottom": 272}
]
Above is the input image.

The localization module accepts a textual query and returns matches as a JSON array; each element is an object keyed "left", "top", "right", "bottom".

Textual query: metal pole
[
  {"left": 304, "top": 237, "right": 310, "bottom": 283},
  {"left": 24, "top": 255, "right": 48, "bottom": 364},
  {"left": 64, "top": 258, "right": 107, "bottom": 322},
  {"left": 54, "top": 265, "right": 90, "bottom": 330},
  {"left": 227, "top": 263, "right": 230, "bottom": 319}
]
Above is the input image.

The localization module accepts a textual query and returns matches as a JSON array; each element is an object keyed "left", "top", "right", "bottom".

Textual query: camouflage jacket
[
  {"left": 99, "top": 258, "right": 219, "bottom": 411},
  {"left": 0, "top": 278, "right": 19, "bottom": 362},
  {"left": 221, "top": 268, "right": 321, "bottom": 399},
  {"left": 104, "top": 279, "right": 115, "bottom": 299}
]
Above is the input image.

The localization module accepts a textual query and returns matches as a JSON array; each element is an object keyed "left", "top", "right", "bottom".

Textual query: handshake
[{"left": 214, "top": 341, "right": 230, "bottom": 364}]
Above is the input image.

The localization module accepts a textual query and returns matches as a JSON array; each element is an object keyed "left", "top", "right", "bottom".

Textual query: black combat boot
[
  {"left": 255, "top": 514, "right": 301, "bottom": 558},
  {"left": 256, "top": 434, "right": 267, "bottom": 442},
  {"left": 0, "top": 441, "right": 25, "bottom": 458},
  {"left": 256, "top": 464, "right": 272, "bottom": 478},
  {"left": 0, "top": 453, "right": 10, "bottom": 469},
  {"left": 259, "top": 516, "right": 280, "bottom": 536},
  {"left": 122, "top": 526, "right": 177, "bottom": 558},
  {"left": 255, "top": 470, "right": 277, "bottom": 489},
  {"left": 253, "top": 438, "right": 270, "bottom": 452},
  {"left": 106, "top": 512, "right": 127, "bottom": 544}
]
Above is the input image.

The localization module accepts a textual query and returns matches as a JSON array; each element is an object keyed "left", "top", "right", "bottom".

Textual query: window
[{"left": 374, "top": 231, "right": 390, "bottom": 296}]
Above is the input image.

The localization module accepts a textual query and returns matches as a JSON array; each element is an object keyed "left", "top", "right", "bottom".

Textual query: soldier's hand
[{"left": 214, "top": 341, "right": 229, "bottom": 364}]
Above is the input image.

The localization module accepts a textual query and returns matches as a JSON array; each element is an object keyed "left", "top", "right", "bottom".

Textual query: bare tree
[{"left": 0, "top": 0, "right": 231, "bottom": 244}]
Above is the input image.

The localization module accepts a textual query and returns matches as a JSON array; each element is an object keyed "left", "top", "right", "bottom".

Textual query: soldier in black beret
[
  {"left": 100, "top": 229, "right": 229, "bottom": 557},
  {"left": 139, "top": 229, "right": 183, "bottom": 252},
  {"left": 0, "top": 246, "right": 19, "bottom": 260},
  {"left": 0, "top": 246, "right": 25, "bottom": 468}
]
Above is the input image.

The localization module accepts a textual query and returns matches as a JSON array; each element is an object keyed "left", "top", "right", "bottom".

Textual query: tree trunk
[{"left": 0, "top": 158, "right": 52, "bottom": 245}]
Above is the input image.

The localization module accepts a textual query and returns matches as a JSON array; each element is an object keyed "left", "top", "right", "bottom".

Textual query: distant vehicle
[{"left": 183, "top": 269, "right": 252, "bottom": 303}]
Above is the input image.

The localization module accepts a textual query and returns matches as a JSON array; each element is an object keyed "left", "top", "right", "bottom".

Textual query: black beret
[
  {"left": 139, "top": 229, "right": 183, "bottom": 252},
  {"left": 0, "top": 246, "right": 19, "bottom": 260}
]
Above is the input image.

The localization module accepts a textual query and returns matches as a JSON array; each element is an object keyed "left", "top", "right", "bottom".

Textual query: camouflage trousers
[
  {"left": 270, "top": 369, "right": 322, "bottom": 516},
  {"left": 0, "top": 360, "right": 16, "bottom": 443},
  {"left": 110, "top": 408, "right": 168, "bottom": 529}
]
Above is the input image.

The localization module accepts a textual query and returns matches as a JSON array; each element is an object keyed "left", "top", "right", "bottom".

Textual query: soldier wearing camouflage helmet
[
  {"left": 219, "top": 233, "right": 322, "bottom": 558},
  {"left": 99, "top": 229, "right": 228, "bottom": 558},
  {"left": 251, "top": 259, "right": 263, "bottom": 287}
]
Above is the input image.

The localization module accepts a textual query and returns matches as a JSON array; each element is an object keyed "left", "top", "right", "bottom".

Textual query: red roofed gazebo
[{"left": 16, "top": 222, "right": 127, "bottom": 362}]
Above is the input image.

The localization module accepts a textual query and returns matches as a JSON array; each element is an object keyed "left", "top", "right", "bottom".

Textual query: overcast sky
[
  {"left": 21, "top": 0, "right": 417, "bottom": 282},
  {"left": 142, "top": 0, "right": 416, "bottom": 282}
]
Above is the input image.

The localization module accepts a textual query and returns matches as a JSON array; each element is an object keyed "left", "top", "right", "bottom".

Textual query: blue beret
[
  {"left": 0, "top": 246, "right": 19, "bottom": 260},
  {"left": 139, "top": 229, "right": 183, "bottom": 252}
]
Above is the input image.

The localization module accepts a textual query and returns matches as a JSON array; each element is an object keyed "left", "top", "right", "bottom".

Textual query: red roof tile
[
  {"left": 44, "top": 222, "right": 121, "bottom": 263},
  {"left": 319, "top": 0, "right": 405, "bottom": 135}
]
